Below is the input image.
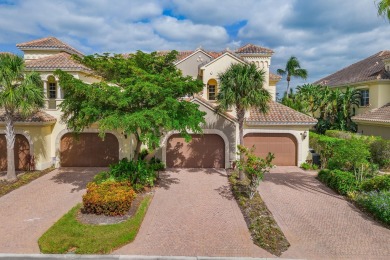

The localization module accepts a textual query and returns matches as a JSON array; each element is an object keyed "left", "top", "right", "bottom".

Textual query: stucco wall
[
  {"left": 176, "top": 51, "right": 212, "bottom": 79},
  {"left": 23, "top": 50, "right": 62, "bottom": 60},
  {"left": 357, "top": 123, "right": 390, "bottom": 140}
]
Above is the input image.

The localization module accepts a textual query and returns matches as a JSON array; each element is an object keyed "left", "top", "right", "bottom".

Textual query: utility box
[{"left": 309, "top": 149, "right": 321, "bottom": 166}]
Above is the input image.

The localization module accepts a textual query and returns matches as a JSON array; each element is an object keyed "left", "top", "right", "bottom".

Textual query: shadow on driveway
[{"left": 50, "top": 167, "right": 104, "bottom": 192}]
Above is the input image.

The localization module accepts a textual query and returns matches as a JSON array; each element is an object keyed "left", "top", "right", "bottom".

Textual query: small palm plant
[{"left": 0, "top": 54, "right": 44, "bottom": 181}]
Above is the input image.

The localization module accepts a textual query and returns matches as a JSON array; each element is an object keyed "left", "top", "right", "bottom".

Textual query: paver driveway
[
  {"left": 258, "top": 166, "right": 390, "bottom": 260},
  {"left": 0, "top": 167, "right": 101, "bottom": 253},
  {"left": 115, "top": 168, "right": 273, "bottom": 257}
]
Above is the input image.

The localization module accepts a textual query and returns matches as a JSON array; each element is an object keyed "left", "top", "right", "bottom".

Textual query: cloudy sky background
[{"left": 1, "top": 0, "right": 389, "bottom": 95}]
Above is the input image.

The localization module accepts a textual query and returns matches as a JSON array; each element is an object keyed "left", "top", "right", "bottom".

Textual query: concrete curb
[{"left": 0, "top": 254, "right": 299, "bottom": 260}]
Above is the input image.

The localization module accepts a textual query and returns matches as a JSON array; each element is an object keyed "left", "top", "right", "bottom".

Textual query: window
[
  {"left": 49, "top": 82, "right": 56, "bottom": 99},
  {"left": 208, "top": 85, "right": 216, "bottom": 100},
  {"left": 360, "top": 89, "right": 369, "bottom": 106}
]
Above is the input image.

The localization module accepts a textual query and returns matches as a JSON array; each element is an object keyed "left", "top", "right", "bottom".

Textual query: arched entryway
[
  {"left": 60, "top": 133, "right": 119, "bottom": 167},
  {"left": 243, "top": 133, "right": 298, "bottom": 166},
  {"left": 166, "top": 134, "right": 225, "bottom": 168},
  {"left": 0, "top": 134, "right": 30, "bottom": 171}
]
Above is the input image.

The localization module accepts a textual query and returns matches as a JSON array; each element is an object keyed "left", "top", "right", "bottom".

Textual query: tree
[
  {"left": 377, "top": 0, "right": 390, "bottom": 22},
  {"left": 217, "top": 63, "right": 271, "bottom": 180},
  {"left": 0, "top": 54, "right": 43, "bottom": 181},
  {"left": 277, "top": 56, "right": 308, "bottom": 95},
  {"left": 56, "top": 51, "right": 206, "bottom": 160}
]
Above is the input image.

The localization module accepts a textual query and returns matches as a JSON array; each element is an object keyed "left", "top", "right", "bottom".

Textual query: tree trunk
[
  {"left": 286, "top": 76, "right": 291, "bottom": 97},
  {"left": 5, "top": 113, "right": 16, "bottom": 182},
  {"left": 133, "top": 132, "right": 142, "bottom": 161},
  {"left": 237, "top": 107, "right": 246, "bottom": 181}
]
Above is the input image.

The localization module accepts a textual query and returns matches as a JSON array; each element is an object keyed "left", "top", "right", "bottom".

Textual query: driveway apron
[
  {"left": 258, "top": 166, "right": 390, "bottom": 260},
  {"left": 114, "top": 168, "right": 273, "bottom": 257},
  {"left": 0, "top": 167, "right": 101, "bottom": 253}
]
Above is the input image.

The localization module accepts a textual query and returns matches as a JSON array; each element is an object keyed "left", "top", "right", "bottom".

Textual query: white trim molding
[
  {"left": 161, "top": 129, "right": 231, "bottom": 169},
  {"left": 243, "top": 129, "right": 303, "bottom": 166},
  {"left": 55, "top": 128, "right": 124, "bottom": 168}
]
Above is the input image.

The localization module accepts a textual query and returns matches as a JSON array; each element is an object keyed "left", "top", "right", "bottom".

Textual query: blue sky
[{"left": 0, "top": 0, "right": 389, "bottom": 95}]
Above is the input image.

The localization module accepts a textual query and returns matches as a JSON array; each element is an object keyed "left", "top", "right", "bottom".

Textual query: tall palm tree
[
  {"left": 277, "top": 56, "right": 308, "bottom": 95},
  {"left": 339, "top": 87, "right": 361, "bottom": 131},
  {"left": 377, "top": 0, "right": 390, "bottom": 21},
  {"left": 0, "top": 54, "right": 43, "bottom": 181},
  {"left": 217, "top": 63, "right": 271, "bottom": 180}
]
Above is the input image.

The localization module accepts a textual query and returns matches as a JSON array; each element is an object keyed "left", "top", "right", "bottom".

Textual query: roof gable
[
  {"left": 16, "top": 37, "right": 83, "bottom": 57},
  {"left": 174, "top": 49, "right": 213, "bottom": 65},
  {"left": 200, "top": 51, "right": 247, "bottom": 69}
]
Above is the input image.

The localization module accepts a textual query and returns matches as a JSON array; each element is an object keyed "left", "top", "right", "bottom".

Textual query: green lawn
[{"left": 38, "top": 195, "right": 152, "bottom": 254}]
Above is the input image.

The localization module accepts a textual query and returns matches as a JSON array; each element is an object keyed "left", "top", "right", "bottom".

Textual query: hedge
[
  {"left": 317, "top": 169, "right": 359, "bottom": 195},
  {"left": 360, "top": 175, "right": 390, "bottom": 192}
]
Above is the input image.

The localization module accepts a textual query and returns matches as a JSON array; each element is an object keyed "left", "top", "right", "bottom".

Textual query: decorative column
[
  {"left": 56, "top": 83, "right": 62, "bottom": 99},
  {"left": 43, "top": 80, "right": 48, "bottom": 109}
]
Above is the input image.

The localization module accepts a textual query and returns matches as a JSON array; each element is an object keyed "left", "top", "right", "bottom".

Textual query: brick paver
[
  {"left": 258, "top": 166, "right": 390, "bottom": 260},
  {"left": 114, "top": 168, "right": 273, "bottom": 257},
  {"left": 0, "top": 167, "right": 102, "bottom": 253}
]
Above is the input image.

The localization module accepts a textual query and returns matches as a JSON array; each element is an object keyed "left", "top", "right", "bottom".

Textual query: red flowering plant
[{"left": 236, "top": 145, "right": 274, "bottom": 199}]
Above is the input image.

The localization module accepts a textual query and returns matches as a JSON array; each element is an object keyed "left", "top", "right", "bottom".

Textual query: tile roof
[
  {"left": 16, "top": 37, "right": 83, "bottom": 56},
  {"left": 25, "top": 52, "right": 92, "bottom": 72},
  {"left": 157, "top": 50, "right": 222, "bottom": 62},
  {"left": 235, "top": 44, "right": 274, "bottom": 55},
  {"left": 0, "top": 110, "right": 56, "bottom": 123},
  {"left": 352, "top": 103, "right": 390, "bottom": 124},
  {"left": 269, "top": 72, "right": 282, "bottom": 81},
  {"left": 192, "top": 95, "right": 237, "bottom": 122},
  {"left": 247, "top": 101, "right": 317, "bottom": 125},
  {"left": 314, "top": 51, "right": 390, "bottom": 86}
]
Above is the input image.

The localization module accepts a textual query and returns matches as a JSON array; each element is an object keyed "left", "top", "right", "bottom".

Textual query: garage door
[
  {"left": 166, "top": 134, "right": 225, "bottom": 168},
  {"left": 0, "top": 134, "right": 30, "bottom": 171},
  {"left": 243, "top": 133, "right": 297, "bottom": 166},
  {"left": 60, "top": 133, "right": 119, "bottom": 167}
]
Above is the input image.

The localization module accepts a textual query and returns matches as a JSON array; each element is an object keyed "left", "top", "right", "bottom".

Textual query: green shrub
[
  {"left": 82, "top": 181, "right": 136, "bottom": 216},
  {"left": 300, "top": 162, "right": 318, "bottom": 170},
  {"left": 325, "top": 130, "right": 355, "bottom": 139},
  {"left": 310, "top": 132, "right": 344, "bottom": 168},
  {"left": 360, "top": 175, "right": 390, "bottom": 192},
  {"left": 318, "top": 169, "right": 359, "bottom": 195},
  {"left": 92, "top": 171, "right": 111, "bottom": 184},
  {"left": 370, "top": 139, "right": 390, "bottom": 170},
  {"left": 328, "top": 138, "right": 371, "bottom": 172},
  {"left": 356, "top": 191, "right": 390, "bottom": 225},
  {"left": 139, "top": 148, "right": 149, "bottom": 160},
  {"left": 149, "top": 157, "right": 165, "bottom": 171}
]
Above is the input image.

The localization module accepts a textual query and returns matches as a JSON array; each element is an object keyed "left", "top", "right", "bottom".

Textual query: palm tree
[
  {"left": 339, "top": 87, "right": 361, "bottom": 131},
  {"left": 0, "top": 54, "right": 43, "bottom": 181},
  {"left": 277, "top": 56, "right": 308, "bottom": 95},
  {"left": 377, "top": 0, "right": 390, "bottom": 21},
  {"left": 217, "top": 63, "right": 271, "bottom": 180}
]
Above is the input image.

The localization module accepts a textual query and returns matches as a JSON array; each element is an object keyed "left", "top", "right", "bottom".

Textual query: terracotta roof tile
[
  {"left": 25, "top": 52, "right": 92, "bottom": 72},
  {"left": 314, "top": 51, "right": 390, "bottom": 86},
  {"left": 235, "top": 44, "right": 274, "bottom": 55},
  {"left": 0, "top": 110, "right": 56, "bottom": 123},
  {"left": 247, "top": 101, "right": 317, "bottom": 125},
  {"left": 269, "top": 72, "right": 282, "bottom": 81},
  {"left": 16, "top": 37, "right": 83, "bottom": 56},
  {"left": 352, "top": 103, "right": 390, "bottom": 124}
]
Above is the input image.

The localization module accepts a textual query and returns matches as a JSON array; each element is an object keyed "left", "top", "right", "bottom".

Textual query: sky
[{"left": 0, "top": 0, "right": 389, "bottom": 95}]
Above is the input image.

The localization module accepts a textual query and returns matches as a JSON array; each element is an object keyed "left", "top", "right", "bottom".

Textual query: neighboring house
[
  {"left": 314, "top": 51, "right": 390, "bottom": 139},
  {"left": 0, "top": 37, "right": 316, "bottom": 171}
]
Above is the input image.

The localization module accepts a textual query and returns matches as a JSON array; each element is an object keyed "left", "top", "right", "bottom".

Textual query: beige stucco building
[
  {"left": 1, "top": 37, "right": 317, "bottom": 171},
  {"left": 315, "top": 51, "right": 390, "bottom": 139}
]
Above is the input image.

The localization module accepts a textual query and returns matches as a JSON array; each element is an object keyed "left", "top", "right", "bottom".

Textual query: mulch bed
[{"left": 77, "top": 190, "right": 154, "bottom": 225}]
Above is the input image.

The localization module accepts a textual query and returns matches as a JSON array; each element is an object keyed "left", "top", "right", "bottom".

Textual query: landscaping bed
[
  {"left": 229, "top": 171, "right": 290, "bottom": 256},
  {"left": 38, "top": 195, "right": 152, "bottom": 254},
  {"left": 0, "top": 167, "right": 54, "bottom": 198}
]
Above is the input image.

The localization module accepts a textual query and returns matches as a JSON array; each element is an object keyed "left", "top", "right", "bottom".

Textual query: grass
[
  {"left": 229, "top": 172, "right": 290, "bottom": 256},
  {"left": 38, "top": 195, "right": 152, "bottom": 254},
  {"left": 0, "top": 167, "right": 54, "bottom": 198}
]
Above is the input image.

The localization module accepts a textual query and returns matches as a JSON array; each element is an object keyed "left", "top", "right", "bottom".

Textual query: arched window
[{"left": 207, "top": 79, "right": 218, "bottom": 101}]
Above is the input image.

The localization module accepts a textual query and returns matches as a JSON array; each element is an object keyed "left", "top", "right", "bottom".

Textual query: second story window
[
  {"left": 207, "top": 78, "right": 218, "bottom": 101},
  {"left": 49, "top": 82, "right": 56, "bottom": 99},
  {"left": 360, "top": 89, "right": 369, "bottom": 106}
]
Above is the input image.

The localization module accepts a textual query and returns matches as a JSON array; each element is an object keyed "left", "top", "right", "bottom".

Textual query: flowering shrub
[
  {"left": 236, "top": 145, "right": 274, "bottom": 199},
  {"left": 356, "top": 191, "right": 390, "bottom": 225},
  {"left": 82, "top": 181, "right": 136, "bottom": 216}
]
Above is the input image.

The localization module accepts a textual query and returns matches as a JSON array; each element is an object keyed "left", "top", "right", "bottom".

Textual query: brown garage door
[
  {"left": 60, "top": 133, "right": 119, "bottom": 167},
  {"left": 0, "top": 134, "right": 30, "bottom": 171},
  {"left": 243, "top": 133, "right": 297, "bottom": 166},
  {"left": 166, "top": 134, "right": 225, "bottom": 168}
]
